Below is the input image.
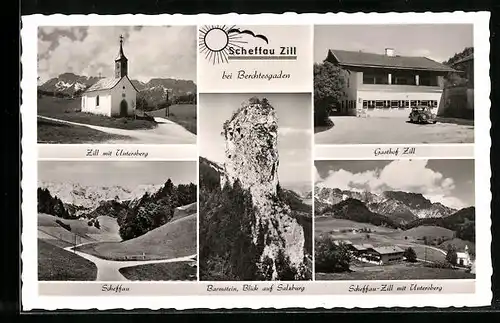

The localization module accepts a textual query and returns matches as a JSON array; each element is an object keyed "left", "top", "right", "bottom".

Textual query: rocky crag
[{"left": 221, "top": 97, "right": 308, "bottom": 280}]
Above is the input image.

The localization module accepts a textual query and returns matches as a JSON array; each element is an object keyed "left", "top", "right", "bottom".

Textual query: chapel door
[{"left": 120, "top": 100, "right": 128, "bottom": 117}]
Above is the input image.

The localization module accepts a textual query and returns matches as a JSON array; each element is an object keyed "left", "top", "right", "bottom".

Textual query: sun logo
[{"left": 199, "top": 25, "right": 269, "bottom": 65}]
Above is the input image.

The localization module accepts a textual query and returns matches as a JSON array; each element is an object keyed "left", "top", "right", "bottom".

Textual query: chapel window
[{"left": 96, "top": 95, "right": 100, "bottom": 106}]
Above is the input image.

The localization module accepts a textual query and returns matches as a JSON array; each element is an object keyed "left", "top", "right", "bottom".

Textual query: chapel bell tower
[{"left": 115, "top": 35, "right": 128, "bottom": 79}]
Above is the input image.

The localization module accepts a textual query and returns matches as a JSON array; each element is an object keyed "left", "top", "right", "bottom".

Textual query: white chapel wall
[
  {"left": 110, "top": 77, "right": 137, "bottom": 117},
  {"left": 82, "top": 91, "right": 112, "bottom": 116}
]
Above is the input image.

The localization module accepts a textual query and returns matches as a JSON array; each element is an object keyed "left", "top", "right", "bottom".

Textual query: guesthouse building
[
  {"left": 324, "top": 48, "right": 456, "bottom": 117},
  {"left": 81, "top": 35, "right": 138, "bottom": 117},
  {"left": 369, "top": 246, "right": 405, "bottom": 265}
]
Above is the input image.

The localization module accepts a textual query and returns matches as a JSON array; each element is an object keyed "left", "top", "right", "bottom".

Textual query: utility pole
[{"left": 165, "top": 90, "right": 170, "bottom": 118}]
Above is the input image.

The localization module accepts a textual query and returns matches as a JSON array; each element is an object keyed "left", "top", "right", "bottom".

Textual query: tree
[
  {"left": 403, "top": 247, "right": 417, "bottom": 263},
  {"left": 315, "top": 236, "right": 351, "bottom": 273},
  {"left": 313, "top": 61, "right": 345, "bottom": 127},
  {"left": 136, "top": 95, "right": 149, "bottom": 111},
  {"left": 446, "top": 244, "right": 458, "bottom": 265}
]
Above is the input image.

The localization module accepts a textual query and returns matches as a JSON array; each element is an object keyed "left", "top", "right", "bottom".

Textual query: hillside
[
  {"left": 38, "top": 239, "right": 98, "bottom": 281},
  {"left": 76, "top": 213, "right": 197, "bottom": 260},
  {"left": 321, "top": 198, "right": 399, "bottom": 229},
  {"left": 404, "top": 206, "right": 475, "bottom": 242},
  {"left": 38, "top": 213, "right": 121, "bottom": 245}
]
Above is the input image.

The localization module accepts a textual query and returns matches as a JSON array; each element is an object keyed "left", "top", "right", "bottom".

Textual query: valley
[
  {"left": 314, "top": 187, "right": 476, "bottom": 281},
  {"left": 37, "top": 180, "right": 198, "bottom": 281}
]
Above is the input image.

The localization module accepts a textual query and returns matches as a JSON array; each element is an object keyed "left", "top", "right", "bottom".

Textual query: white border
[{"left": 21, "top": 12, "right": 491, "bottom": 310}]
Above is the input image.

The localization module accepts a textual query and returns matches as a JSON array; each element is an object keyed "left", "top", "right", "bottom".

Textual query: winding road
[
  {"left": 38, "top": 115, "right": 196, "bottom": 144},
  {"left": 64, "top": 243, "right": 196, "bottom": 281}
]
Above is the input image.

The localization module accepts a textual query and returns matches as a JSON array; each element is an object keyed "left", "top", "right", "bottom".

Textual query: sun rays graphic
[{"left": 199, "top": 25, "right": 249, "bottom": 65}]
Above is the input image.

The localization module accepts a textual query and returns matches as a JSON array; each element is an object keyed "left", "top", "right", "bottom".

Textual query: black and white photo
[
  {"left": 37, "top": 26, "right": 197, "bottom": 144},
  {"left": 198, "top": 93, "right": 313, "bottom": 281},
  {"left": 37, "top": 161, "right": 197, "bottom": 281},
  {"left": 314, "top": 24, "right": 474, "bottom": 144},
  {"left": 314, "top": 159, "right": 476, "bottom": 280}
]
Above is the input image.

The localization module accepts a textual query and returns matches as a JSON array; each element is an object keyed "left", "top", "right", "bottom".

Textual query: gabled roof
[
  {"left": 351, "top": 243, "right": 374, "bottom": 251},
  {"left": 372, "top": 246, "right": 404, "bottom": 255},
  {"left": 84, "top": 75, "right": 138, "bottom": 93},
  {"left": 327, "top": 49, "right": 456, "bottom": 73}
]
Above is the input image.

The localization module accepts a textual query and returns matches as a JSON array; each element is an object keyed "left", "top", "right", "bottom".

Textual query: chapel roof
[
  {"left": 327, "top": 49, "right": 456, "bottom": 72},
  {"left": 84, "top": 75, "right": 138, "bottom": 93}
]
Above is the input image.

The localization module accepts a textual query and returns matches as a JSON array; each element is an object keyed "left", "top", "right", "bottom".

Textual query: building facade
[
  {"left": 456, "top": 245, "right": 473, "bottom": 267},
  {"left": 324, "top": 48, "right": 456, "bottom": 118},
  {"left": 81, "top": 36, "right": 138, "bottom": 117}
]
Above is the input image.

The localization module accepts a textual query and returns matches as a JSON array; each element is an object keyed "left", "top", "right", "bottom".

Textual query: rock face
[{"left": 221, "top": 97, "right": 307, "bottom": 280}]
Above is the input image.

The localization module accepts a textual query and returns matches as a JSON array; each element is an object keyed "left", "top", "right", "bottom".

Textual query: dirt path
[
  {"left": 38, "top": 115, "right": 196, "bottom": 144},
  {"left": 64, "top": 243, "right": 196, "bottom": 281}
]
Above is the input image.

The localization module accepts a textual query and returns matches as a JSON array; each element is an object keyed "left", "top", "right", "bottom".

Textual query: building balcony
[{"left": 358, "top": 83, "right": 443, "bottom": 93}]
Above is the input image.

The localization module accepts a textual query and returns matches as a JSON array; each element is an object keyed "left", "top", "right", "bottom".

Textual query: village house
[
  {"left": 368, "top": 246, "right": 405, "bottom": 265},
  {"left": 456, "top": 245, "right": 473, "bottom": 267},
  {"left": 348, "top": 243, "right": 374, "bottom": 257},
  {"left": 324, "top": 48, "right": 456, "bottom": 117},
  {"left": 81, "top": 35, "right": 138, "bottom": 117}
]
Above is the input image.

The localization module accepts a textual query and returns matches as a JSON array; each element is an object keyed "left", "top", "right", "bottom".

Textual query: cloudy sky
[
  {"left": 314, "top": 24, "right": 473, "bottom": 64},
  {"left": 199, "top": 93, "right": 312, "bottom": 186},
  {"left": 38, "top": 161, "right": 197, "bottom": 187},
  {"left": 38, "top": 26, "right": 196, "bottom": 83},
  {"left": 315, "top": 159, "right": 474, "bottom": 209}
]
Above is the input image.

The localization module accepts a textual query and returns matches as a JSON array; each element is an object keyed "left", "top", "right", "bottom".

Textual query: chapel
[{"left": 81, "top": 35, "right": 138, "bottom": 117}]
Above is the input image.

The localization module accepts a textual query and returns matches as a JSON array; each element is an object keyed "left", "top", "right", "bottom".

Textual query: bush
[
  {"left": 425, "top": 261, "right": 454, "bottom": 269},
  {"left": 315, "top": 236, "right": 351, "bottom": 273},
  {"left": 403, "top": 247, "right": 417, "bottom": 263}
]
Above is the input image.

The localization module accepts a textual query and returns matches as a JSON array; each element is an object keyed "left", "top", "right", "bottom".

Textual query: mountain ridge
[
  {"left": 38, "top": 72, "right": 197, "bottom": 107},
  {"left": 315, "top": 186, "right": 458, "bottom": 223}
]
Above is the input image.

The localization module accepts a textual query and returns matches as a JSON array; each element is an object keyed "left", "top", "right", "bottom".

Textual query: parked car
[{"left": 409, "top": 106, "right": 437, "bottom": 124}]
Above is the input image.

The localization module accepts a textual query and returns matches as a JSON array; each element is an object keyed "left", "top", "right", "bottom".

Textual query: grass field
[
  {"left": 315, "top": 217, "right": 396, "bottom": 234},
  {"left": 38, "top": 239, "right": 97, "bottom": 281},
  {"left": 316, "top": 262, "right": 475, "bottom": 280},
  {"left": 37, "top": 117, "right": 133, "bottom": 144},
  {"left": 145, "top": 104, "right": 197, "bottom": 134},
  {"left": 76, "top": 213, "right": 196, "bottom": 261},
  {"left": 119, "top": 262, "right": 197, "bottom": 281},
  {"left": 389, "top": 225, "right": 455, "bottom": 241},
  {"left": 38, "top": 96, "right": 157, "bottom": 130},
  {"left": 38, "top": 213, "right": 121, "bottom": 245}
]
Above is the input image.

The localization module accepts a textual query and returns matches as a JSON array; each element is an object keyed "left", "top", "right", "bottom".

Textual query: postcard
[{"left": 20, "top": 12, "right": 491, "bottom": 310}]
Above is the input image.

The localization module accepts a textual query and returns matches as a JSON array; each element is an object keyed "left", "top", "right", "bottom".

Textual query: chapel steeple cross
[{"left": 115, "top": 34, "right": 128, "bottom": 78}]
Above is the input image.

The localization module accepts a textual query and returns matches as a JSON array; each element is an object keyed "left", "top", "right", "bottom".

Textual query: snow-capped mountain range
[
  {"left": 38, "top": 182, "right": 164, "bottom": 209},
  {"left": 315, "top": 186, "right": 457, "bottom": 223}
]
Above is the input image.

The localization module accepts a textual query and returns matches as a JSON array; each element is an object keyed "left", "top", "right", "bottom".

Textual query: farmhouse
[
  {"left": 349, "top": 243, "right": 374, "bottom": 257},
  {"left": 81, "top": 35, "right": 138, "bottom": 117},
  {"left": 324, "top": 48, "right": 456, "bottom": 117},
  {"left": 369, "top": 246, "right": 405, "bottom": 265},
  {"left": 456, "top": 245, "right": 472, "bottom": 267}
]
